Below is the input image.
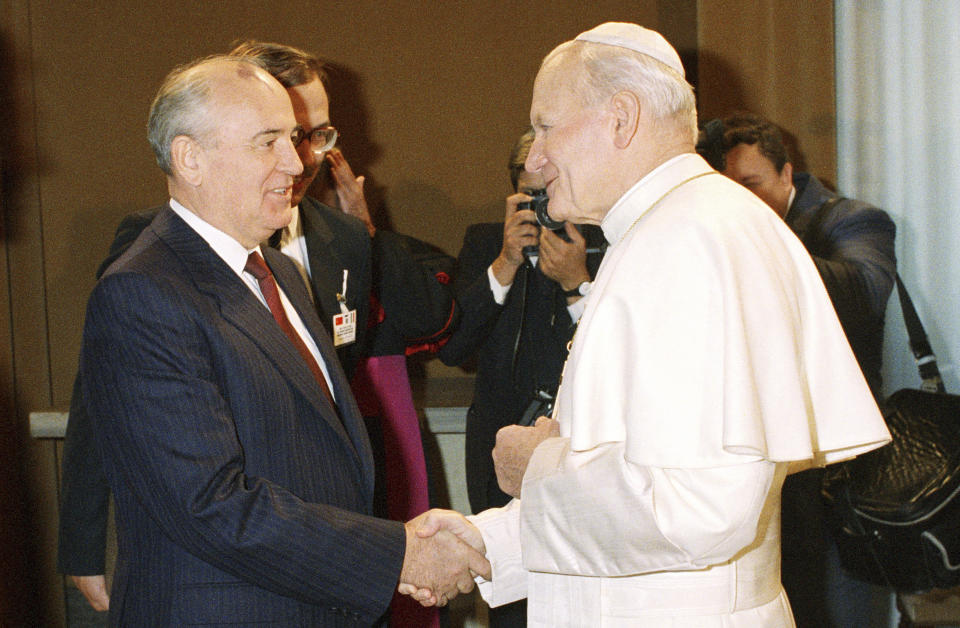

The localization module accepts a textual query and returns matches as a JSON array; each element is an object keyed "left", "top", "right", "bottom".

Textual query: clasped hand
[
  {"left": 398, "top": 509, "right": 490, "bottom": 607},
  {"left": 494, "top": 416, "right": 560, "bottom": 498}
]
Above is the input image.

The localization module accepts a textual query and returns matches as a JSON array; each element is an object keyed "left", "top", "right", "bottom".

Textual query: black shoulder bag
[{"left": 822, "top": 275, "right": 960, "bottom": 592}]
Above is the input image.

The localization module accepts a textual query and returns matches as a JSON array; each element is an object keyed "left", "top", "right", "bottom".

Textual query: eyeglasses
[{"left": 293, "top": 125, "right": 338, "bottom": 156}]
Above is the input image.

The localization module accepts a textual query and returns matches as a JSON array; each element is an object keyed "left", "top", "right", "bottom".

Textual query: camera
[
  {"left": 518, "top": 189, "right": 568, "bottom": 258},
  {"left": 518, "top": 188, "right": 550, "bottom": 221}
]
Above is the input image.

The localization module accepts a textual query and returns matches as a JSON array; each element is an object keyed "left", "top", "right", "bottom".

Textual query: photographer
[{"left": 438, "top": 128, "right": 605, "bottom": 627}]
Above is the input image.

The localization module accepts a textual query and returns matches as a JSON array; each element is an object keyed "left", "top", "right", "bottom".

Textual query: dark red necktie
[{"left": 245, "top": 251, "right": 336, "bottom": 410}]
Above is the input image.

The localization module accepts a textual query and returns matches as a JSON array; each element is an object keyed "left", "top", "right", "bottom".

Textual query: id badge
[
  {"left": 332, "top": 270, "right": 356, "bottom": 346},
  {"left": 332, "top": 309, "right": 357, "bottom": 347}
]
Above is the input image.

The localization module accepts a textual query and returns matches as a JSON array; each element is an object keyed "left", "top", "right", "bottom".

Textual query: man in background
[
  {"left": 698, "top": 112, "right": 897, "bottom": 627},
  {"left": 698, "top": 113, "right": 896, "bottom": 398}
]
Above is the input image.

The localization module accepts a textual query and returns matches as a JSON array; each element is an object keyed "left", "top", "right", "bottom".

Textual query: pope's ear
[
  {"left": 610, "top": 91, "right": 640, "bottom": 149},
  {"left": 170, "top": 135, "right": 203, "bottom": 186}
]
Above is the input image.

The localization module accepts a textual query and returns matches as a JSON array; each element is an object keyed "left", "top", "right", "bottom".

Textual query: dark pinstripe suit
[{"left": 80, "top": 207, "right": 404, "bottom": 626}]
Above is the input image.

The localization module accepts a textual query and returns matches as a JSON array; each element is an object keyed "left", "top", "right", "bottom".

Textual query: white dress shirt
[{"left": 169, "top": 199, "right": 334, "bottom": 398}]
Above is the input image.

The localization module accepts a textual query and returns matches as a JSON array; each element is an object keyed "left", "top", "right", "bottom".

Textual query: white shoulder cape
[{"left": 556, "top": 154, "right": 890, "bottom": 468}]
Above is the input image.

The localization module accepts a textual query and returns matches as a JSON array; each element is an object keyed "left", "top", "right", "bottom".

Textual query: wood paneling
[
  {"left": 1, "top": 0, "right": 50, "bottom": 624},
  {"left": 697, "top": 0, "right": 837, "bottom": 186}
]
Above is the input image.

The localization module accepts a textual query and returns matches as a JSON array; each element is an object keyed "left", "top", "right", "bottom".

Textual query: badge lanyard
[{"left": 332, "top": 269, "right": 357, "bottom": 347}]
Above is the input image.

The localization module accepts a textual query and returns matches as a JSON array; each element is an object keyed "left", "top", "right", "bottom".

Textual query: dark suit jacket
[
  {"left": 301, "top": 194, "right": 455, "bottom": 362},
  {"left": 58, "top": 198, "right": 453, "bottom": 577},
  {"left": 785, "top": 172, "right": 897, "bottom": 397},
  {"left": 80, "top": 207, "right": 404, "bottom": 626},
  {"left": 439, "top": 222, "right": 605, "bottom": 513},
  {"left": 59, "top": 209, "right": 157, "bottom": 577},
  {"left": 298, "top": 195, "right": 373, "bottom": 379}
]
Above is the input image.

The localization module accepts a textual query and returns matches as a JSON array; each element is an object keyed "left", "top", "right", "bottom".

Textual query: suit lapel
[
  {"left": 151, "top": 208, "right": 369, "bottom": 475},
  {"left": 299, "top": 201, "right": 344, "bottom": 329},
  {"left": 265, "top": 247, "right": 374, "bottom": 473}
]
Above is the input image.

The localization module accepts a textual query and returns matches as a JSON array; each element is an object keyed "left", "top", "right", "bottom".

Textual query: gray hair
[
  {"left": 229, "top": 40, "right": 326, "bottom": 89},
  {"left": 147, "top": 55, "right": 263, "bottom": 175},
  {"left": 543, "top": 41, "right": 698, "bottom": 144}
]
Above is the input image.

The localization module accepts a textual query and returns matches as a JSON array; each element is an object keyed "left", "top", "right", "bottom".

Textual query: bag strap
[{"left": 894, "top": 275, "right": 945, "bottom": 393}]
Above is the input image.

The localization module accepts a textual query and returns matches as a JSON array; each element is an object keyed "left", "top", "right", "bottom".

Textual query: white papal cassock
[{"left": 470, "top": 153, "right": 891, "bottom": 627}]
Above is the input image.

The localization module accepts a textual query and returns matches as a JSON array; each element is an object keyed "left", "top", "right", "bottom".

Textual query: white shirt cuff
[
  {"left": 468, "top": 500, "right": 528, "bottom": 607},
  {"left": 487, "top": 265, "right": 512, "bottom": 305}
]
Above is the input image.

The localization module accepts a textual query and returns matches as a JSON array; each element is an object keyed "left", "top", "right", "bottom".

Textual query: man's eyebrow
[{"left": 250, "top": 128, "right": 283, "bottom": 141}]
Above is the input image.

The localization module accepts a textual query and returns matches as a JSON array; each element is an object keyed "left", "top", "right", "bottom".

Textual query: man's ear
[
  {"left": 170, "top": 135, "right": 203, "bottom": 187},
  {"left": 610, "top": 91, "right": 641, "bottom": 149},
  {"left": 780, "top": 161, "right": 793, "bottom": 186}
]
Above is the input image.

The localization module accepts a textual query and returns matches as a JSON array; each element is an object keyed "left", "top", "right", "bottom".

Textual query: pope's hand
[{"left": 493, "top": 416, "right": 560, "bottom": 498}]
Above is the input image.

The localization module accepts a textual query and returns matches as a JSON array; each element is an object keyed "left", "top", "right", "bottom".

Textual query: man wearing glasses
[
  {"left": 231, "top": 40, "right": 455, "bottom": 381},
  {"left": 58, "top": 42, "right": 455, "bottom": 625}
]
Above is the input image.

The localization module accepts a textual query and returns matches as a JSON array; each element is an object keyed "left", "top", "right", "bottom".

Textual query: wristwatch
[{"left": 562, "top": 281, "right": 592, "bottom": 298}]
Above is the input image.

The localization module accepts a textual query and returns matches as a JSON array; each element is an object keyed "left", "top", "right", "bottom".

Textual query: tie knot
[{"left": 244, "top": 251, "right": 271, "bottom": 281}]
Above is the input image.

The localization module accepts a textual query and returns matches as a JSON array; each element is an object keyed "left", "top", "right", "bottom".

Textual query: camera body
[
  {"left": 518, "top": 188, "right": 550, "bottom": 222},
  {"left": 518, "top": 189, "right": 568, "bottom": 258}
]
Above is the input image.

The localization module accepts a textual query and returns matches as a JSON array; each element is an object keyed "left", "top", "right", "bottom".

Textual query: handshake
[
  {"left": 398, "top": 509, "right": 489, "bottom": 607},
  {"left": 397, "top": 417, "right": 561, "bottom": 606}
]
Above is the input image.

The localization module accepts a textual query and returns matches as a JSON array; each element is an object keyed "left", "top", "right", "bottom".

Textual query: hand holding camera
[
  {"left": 491, "top": 190, "right": 542, "bottom": 286},
  {"left": 517, "top": 189, "right": 571, "bottom": 260},
  {"left": 539, "top": 223, "right": 590, "bottom": 293}
]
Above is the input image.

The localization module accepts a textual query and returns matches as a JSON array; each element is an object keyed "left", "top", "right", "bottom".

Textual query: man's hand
[
  {"left": 398, "top": 509, "right": 491, "bottom": 607},
  {"left": 326, "top": 148, "right": 375, "bottom": 237},
  {"left": 70, "top": 574, "right": 109, "bottom": 611},
  {"left": 490, "top": 193, "right": 539, "bottom": 287},
  {"left": 493, "top": 416, "right": 560, "bottom": 498},
  {"left": 539, "top": 223, "right": 590, "bottom": 297},
  {"left": 412, "top": 508, "right": 486, "bottom": 554}
]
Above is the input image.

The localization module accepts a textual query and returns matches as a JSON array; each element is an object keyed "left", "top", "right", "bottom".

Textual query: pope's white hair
[{"left": 542, "top": 40, "right": 698, "bottom": 144}]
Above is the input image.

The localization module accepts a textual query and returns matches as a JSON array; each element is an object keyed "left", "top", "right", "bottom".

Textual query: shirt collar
[
  {"left": 783, "top": 185, "right": 797, "bottom": 221},
  {"left": 601, "top": 153, "right": 711, "bottom": 246},
  {"left": 168, "top": 198, "right": 259, "bottom": 278}
]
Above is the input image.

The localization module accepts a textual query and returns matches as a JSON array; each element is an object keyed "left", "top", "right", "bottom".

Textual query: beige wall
[
  {"left": 14, "top": 1, "right": 696, "bottom": 414},
  {"left": 1, "top": 1, "right": 836, "bottom": 624},
  {"left": 698, "top": 0, "right": 837, "bottom": 184}
]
